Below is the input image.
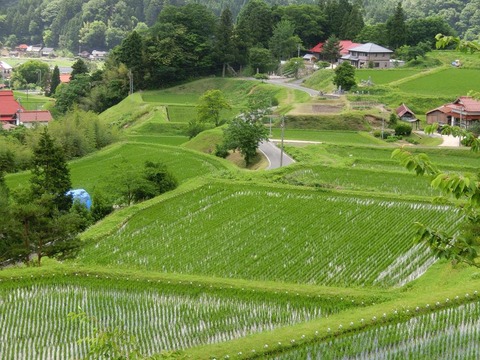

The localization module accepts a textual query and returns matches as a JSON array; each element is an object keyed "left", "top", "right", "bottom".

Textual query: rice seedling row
[
  {"left": 0, "top": 275, "right": 364, "bottom": 359},
  {"left": 268, "top": 299, "right": 480, "bottom": 360},
  {"left": 79, "top": 183, "right": 462, "bottom": 287}
]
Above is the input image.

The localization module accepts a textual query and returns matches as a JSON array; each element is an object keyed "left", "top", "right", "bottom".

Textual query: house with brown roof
[
  {"left": 426, "top": 97, "right": 480, "bottom": 129},
  {"left": 396, "top": 103, "right": 419, "bottom": 129},
  {"left": 17, "top": 110, "right": 53, "bottom": 128},
  {"left": 340, "top": 43, "right": 393, "bottom": 69}
]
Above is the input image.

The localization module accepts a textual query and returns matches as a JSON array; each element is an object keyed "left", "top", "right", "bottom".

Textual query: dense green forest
[{"left": 0, "top": 0, "right": 478, "bottom": 53}]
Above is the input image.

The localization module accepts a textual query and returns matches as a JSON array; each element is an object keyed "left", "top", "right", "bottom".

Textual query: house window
[{"left": 374, "top": 62, "right": 380, "bottom": 68}]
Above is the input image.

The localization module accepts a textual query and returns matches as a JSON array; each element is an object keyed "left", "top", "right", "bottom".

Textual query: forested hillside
[
  {"left": 0, "top": 0, "right": 479, "bottom": 53},
  {"left": 363, "top": 0, "right": 480, "bottom": 40}
]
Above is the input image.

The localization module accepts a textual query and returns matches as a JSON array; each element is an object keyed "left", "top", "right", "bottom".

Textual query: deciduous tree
[
  {"left": 196, "top": 89, "right": 231, "bottom": 127},
  {"left": 333, "top": 61, "right": 356, "bottom": 91},
  {"left": 223, "top": 115, "right": 269, "bottom": 166}
]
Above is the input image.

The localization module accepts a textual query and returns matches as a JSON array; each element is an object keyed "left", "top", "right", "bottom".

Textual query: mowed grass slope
[{"left": 5, "top": 142, "right": 232, "bottom": 193}]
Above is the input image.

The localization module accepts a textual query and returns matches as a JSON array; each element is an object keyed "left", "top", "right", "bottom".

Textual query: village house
[
  {"left": 309, "top": 40, "right": 361, "bottom": 63},
  {"left": 0, "top": 61, "right": 13, "bottom": 79},
  {"left": 26, "top": 45, "right": 43, "bottom": 57},
  {"left": 90, "top": 50, "right": 108, "bottom": 60},
  {"left": 0, "top": 90, "right": 52, "bottom": 130},
  {"left": 426, "top": 96, "right": 480, "bottom": 129},
  {"left": 340, "top": 43, "right": 393, "bottom": 69}
]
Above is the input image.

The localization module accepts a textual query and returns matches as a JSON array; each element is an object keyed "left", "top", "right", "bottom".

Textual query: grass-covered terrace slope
[
  {"left": 5, "top": 141, "right": 234, "bottom": 194},
  {"left": 78, "top": 181, "right": 462, "bottom": 288}
]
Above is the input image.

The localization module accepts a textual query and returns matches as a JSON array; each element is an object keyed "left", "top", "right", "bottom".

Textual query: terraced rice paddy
[
  {"left": 0, "top": 275, "right": 365, "bottom": 359},
  {"left": 269, "top": 299, "right": 480, "bottom": 360},
  {"left": 79, "top": 183, "right": 462, "bottom": 287}
]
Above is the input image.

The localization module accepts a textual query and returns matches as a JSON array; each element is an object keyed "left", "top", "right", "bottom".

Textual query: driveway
[{"left": 259, "top": 141, "right": 295, "bottom": 169}]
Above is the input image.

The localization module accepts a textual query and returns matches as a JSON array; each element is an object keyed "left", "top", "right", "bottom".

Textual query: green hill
[{"left": 3, "top": 75, "right": 480, "bottom": 359}]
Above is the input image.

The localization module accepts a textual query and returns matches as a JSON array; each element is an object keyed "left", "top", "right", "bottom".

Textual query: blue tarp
[{"left": 67, "top": 189, "right": 92, "bottom": 210}]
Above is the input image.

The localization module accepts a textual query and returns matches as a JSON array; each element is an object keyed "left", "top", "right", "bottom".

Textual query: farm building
[
  {"left": 426, "top": 96, "right": 480, "bottom": 129},
  {"left": 340, "top": 43, "right": 393, "bottom": 69},
  {"left": 396, "top": 103, "right": 419, "bottom": 129}
]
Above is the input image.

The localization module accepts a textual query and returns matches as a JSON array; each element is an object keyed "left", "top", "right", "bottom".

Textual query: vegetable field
[{"left": 79, "top": 183, "right": 462, "bottom": 287}]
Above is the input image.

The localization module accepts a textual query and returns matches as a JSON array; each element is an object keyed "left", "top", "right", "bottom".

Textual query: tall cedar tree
[
  {"left": 30, "top": 128, "right": 72, "bottom": 212},
  {"left": 235, "top": 0, "right": 273, "bottom": 66},
  {"left": 116, "top": 31, "right": 144, "bottom": 90},
  {"left": 49, "top": 65, "right": 61, "bottom": 96},
  {"left": 322, "top": 35, "right": 342, "bottom": 65},
  {"left": 216, "top": 7, "right": 235, "bottom": 77},
  {"left": 386, "top": 2, "right": 407, "bottom": 50},
  {"left": 70, "top": 59, "right": 89, "bottom": 81}
]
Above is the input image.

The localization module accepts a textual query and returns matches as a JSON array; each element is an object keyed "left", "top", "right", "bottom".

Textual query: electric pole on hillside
[
  {"left": 128, "top": 69, "right": 133, "bottom": 95},
  {"left": 280, "top": 115, "right": 285, "bottom": 167}
]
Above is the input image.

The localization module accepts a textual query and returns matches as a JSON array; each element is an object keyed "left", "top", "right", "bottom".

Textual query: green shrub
[
  {"left": 386, "top": 135, "right": 400, "bottom": 142},
  {"left": 254, "top": 73, "right": 269, "bottom": 80},
  {"left": 214, "top": 143, "right": 230, "bottom": 158},
  {"left": 395, "top": 123, "right": 412, "bottom": 136}
]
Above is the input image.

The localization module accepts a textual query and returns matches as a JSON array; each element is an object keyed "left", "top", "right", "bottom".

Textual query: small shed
[{"left": 396, "top": 103, "right": 420, "bottom": 129}]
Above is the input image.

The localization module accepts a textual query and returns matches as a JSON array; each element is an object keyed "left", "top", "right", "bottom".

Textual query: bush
[
  {"left": 373, "top": 130, "right": 392, "bottom": 139},
  {"left": 394, "top": 123, "right": 412, "bottom": 136},
  {"left": 389, "top": 113, "right": 398, "bottom": 127},
  {"left": 254, "top": 73, "right": 269, "bottom": 80},
  {"left": 187, "top": 119, "right": 207, "bottom": 139},
  {"left": 214, "top": 143, "right": 230, "bottom": 158},
  {"left": 386, "top": 135, "right": 401, "bottom": 142}
]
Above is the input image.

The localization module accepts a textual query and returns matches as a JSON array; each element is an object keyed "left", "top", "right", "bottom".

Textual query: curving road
[{"left": 259, "top": 141, "right": 295, "bottom": 169}]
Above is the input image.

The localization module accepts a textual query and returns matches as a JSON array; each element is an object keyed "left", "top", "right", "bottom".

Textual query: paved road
[
  {"left": 259, "top": 141, "right": 295, "bottom": 169},
  {"left": 264, "top": 77, "right": 319, "bottom": 97}
]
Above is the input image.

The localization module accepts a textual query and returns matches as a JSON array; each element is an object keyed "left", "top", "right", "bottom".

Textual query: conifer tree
[
  {"left": 386, "top": 2, "right": 407, "bottom": 49},
  {"left": 49, "top": 65, "right": 61, "bottom": 97},
  {"left": 30, "top": 128, "right": 72, "bottom": 212},
  {"left": 216, "top": 7, "right": 235, "bottom": 77},
  {"left": 322, "top": 35, "right": 342, "bottom": 66}
]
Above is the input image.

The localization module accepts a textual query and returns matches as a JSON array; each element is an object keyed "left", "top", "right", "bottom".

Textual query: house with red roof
[
  {"left": 0, "top": 90, "right": 53, "bottom": 129},
  {"left": 0, "top": 90, "right": 24, "bottom": 125},
  {"left": 426, "top": 97, "right": 480, "bottom": 129},
  {"left": 309, "top": 40, "right": 361, "bottom": 61}
]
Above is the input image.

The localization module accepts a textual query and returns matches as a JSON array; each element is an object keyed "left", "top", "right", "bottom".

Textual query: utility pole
[
  {"left": 128, "top": 69, "right": 133, "bottom": 95},
  {"left": 280, "top": 115, "right": 285, "bottom": 167}
]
